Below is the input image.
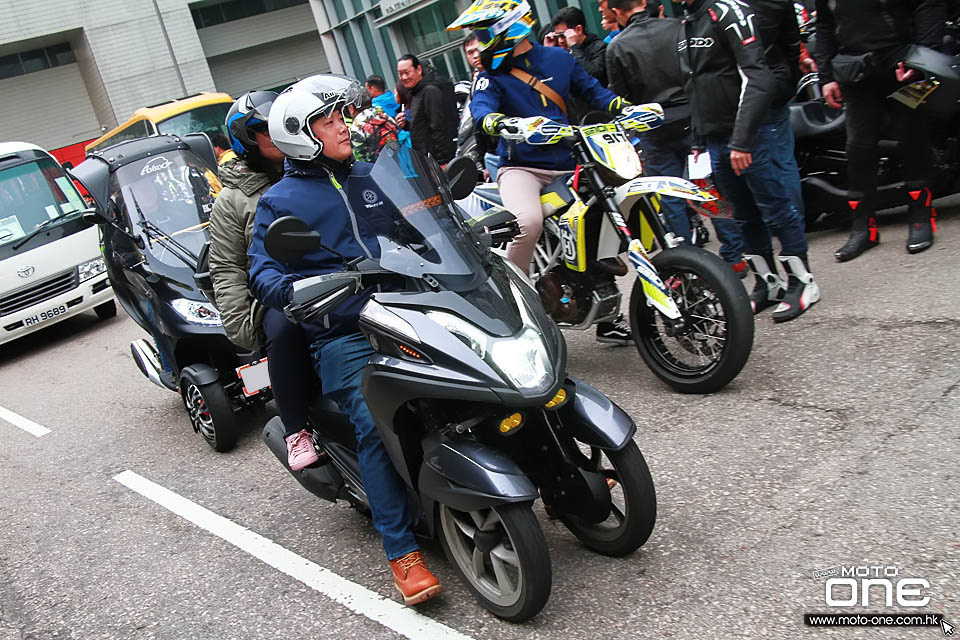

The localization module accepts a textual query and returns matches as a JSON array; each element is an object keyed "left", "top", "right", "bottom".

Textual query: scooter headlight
[
  {"left": 488, "top": 327, "right": 552, "bottom": 392},
  {"left": 425, "top": 310, "right": 487, "bottom": 358},
  {"left": 172, "top": 298, "right": 221, "bottom": 326}
]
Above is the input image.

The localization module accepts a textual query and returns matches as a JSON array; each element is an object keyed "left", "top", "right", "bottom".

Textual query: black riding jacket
[
  {"left": 751, "top": 0, "right": 803, "bottom": 108},
  {"left": 679, "top": 0, "right": 775, "bottom": 151},
  {"left": 607, "top": 12, "right": 690, "bottom": 124},
  {"left": 814, "top": 0, "right": 947, "bottom": 83}
]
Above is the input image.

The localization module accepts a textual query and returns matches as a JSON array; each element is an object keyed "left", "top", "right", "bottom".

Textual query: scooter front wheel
[
  {"left": 630, "top": 246, "right": 754, "bottom": 394},
  {"left": 559, "top": 440, "right": 656, "bottom": 557},
  {"left": 437, "top": 502, "right": 551, "bottom": 622},
  {"left": 181, "top": 380, "right": 236, "bottom": 452}
]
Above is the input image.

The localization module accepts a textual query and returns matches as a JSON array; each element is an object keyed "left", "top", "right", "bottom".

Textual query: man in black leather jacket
[
  {"left": 396, "top": 55, "right": 458, "bottom": 167},
  {"left": 680, "top": 0, "right": 820, "bottom": 322},
  {"left": 816, "top": 0, "right": 947, "bottom": 260},
  {"left": 607, "top": 0, "right": 744, "bottom": 269}
]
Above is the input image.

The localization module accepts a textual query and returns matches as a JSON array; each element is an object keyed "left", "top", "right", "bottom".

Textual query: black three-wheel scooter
[
  {"left": 260, "top": 143, "right": 657, "bottom": 621},
  {"left": 71, "top": 134, "right": 270, "bottom": 452}
]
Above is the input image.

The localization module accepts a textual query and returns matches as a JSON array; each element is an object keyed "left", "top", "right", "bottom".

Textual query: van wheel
[
  {"left": 94, "top": 300, "right": 117, "bottom": 320},
  {"left": 182, "top": 381, "right": 236, "bottom": 452}
]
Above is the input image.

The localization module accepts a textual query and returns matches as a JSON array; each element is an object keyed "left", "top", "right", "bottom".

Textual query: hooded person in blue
[
  {"left": 246, "top": 74, "right": 442, "bottom": 607},
  {"left": 447, "top": 0, "right": 633, "bottom": 344}
]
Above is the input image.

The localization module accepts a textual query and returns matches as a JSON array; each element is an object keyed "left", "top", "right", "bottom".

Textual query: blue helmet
[{"left": 225, "top": 91, "right": 278, "bottom": 156}]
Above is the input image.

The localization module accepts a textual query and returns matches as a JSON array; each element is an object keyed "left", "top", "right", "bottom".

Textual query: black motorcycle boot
[
  {"left": 906, "top": 187, "right": 936, "bottom": 254},
  {"left": 743, "top": 254, "right": 785, "bottom": 314},
  {"left": 772, "top": 255, "right": 821, "bottom": 323},
  {"left": 834, "top": 199, "right": 879, "bottom": 262},
  {"left": 596, "top": 313, "right": 632, "bottom": 345}
]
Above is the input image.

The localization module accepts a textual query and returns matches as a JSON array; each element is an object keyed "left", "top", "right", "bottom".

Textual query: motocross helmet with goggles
[
  {"left": 447, "top": 0, "right": 536, "bottom": 74},
  {"left": 225, "top": 90, "right": 278, "bottom": 156},
  {"left": 267, "top": 74, "right": 365, "bottom": 161}
]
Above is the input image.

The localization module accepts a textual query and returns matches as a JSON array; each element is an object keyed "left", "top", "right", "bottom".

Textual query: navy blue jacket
[
  {"left": 248, "top": 159, "right": 395, "bottom": 342},
  {"left": 470, "top": 42, "right": 620, "bottom": 171}
]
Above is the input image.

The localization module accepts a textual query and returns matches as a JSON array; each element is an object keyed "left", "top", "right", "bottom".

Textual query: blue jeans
[
  {"left": 484, "top": 153, "right": 502, "bottom": 181},
  {"left": 641, "top": 123, "right": 743, "bottom": 264},
  {"left": 310, "top": 332, "right": 418, "bottom": 560},
  {"left": 707, "top": 118, "right": 809, "bottom": 258},
  {"left": 765, "top": 106, "right": 805, "bottom": 222}
]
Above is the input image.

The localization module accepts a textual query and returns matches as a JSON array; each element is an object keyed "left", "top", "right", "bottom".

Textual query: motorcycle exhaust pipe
[
  {"left": 130, "top": 339, "right": 168, "bottom": 389},
  {"left": 262, "top": 417, "right": 343, "bottom": 503}
]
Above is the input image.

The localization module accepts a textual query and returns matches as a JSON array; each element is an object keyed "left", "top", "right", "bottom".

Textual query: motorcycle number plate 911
[{"left": 236, "top": 358, "right": 271, "bottom": 397}]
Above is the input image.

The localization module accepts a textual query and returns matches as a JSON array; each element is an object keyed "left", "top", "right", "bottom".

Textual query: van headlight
[
  {"left": 172, "top": 298, "right": 221, "bottom": 326},
  {"left": 78, "top": 257, "right": 106, "bottom": 282}
]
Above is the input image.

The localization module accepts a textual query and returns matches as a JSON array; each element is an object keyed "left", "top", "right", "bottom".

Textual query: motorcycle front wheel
[
  {"left": 560, "top": 440, "right": 656, "bottom": 557},
  {"left": 630, "top": 245, "right": 754, "bottom": 394},
  {"left": 437, "top": 502, "right": 551, "bottom": 622}
]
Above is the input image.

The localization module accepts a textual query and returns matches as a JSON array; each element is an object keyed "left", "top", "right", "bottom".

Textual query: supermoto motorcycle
[
  {"left": 261, "top": 143, "right": 656, "bottom": 622},
  {"left": 793, "top": 30, "right": 960, "bottom": 225},
  {"left": 465, "top": 104, "right": 754, "bottom": 394}
]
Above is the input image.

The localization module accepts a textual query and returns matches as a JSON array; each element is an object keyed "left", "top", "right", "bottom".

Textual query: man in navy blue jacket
[
  {"left": 247, "top": 75, "right": 442, "bottom": 607},
  {"left": 448, "top": 0, "right": 632, "bottom": 342}
]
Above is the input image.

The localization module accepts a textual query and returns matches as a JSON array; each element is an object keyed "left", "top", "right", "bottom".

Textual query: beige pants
[{"left": 498, "top": 166, "right": 570, "bottom": 270}]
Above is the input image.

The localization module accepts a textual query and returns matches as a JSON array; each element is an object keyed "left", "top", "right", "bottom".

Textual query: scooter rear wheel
[
  {"left": 437, "top": 502, "right": 551, "bottom": 622},
  {"left": 182, "top": 381, "right": 236, "bottom": 453}
]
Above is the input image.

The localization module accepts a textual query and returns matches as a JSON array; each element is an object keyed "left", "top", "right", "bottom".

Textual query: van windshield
[
  {"left": 0, "top": 157, "right": 86, "bottom": 247},
  {"left": 156, "top": 103, "right": 231, "bottom": 141}
]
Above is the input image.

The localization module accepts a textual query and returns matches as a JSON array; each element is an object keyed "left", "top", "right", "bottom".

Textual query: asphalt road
[{"left": 1, "top": 204, "right": 957, "bottom": 640}]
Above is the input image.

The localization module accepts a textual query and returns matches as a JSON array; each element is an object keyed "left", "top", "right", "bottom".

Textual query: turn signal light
[
  {"left": 398, "top": 344, "right": 422, "bottom": 359},
  {"left": 499, "top": 412, "right": 524, "bottom": 434},
  {"left": 544, "top": 388, "right": 567, "bottom": 409}
]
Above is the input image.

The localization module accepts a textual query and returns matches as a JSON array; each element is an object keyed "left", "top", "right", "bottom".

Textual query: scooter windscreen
[
  {"left": 368, "top": 142, "right": 488, "bottom": 291},
  {"left": 112, "top": 151, "right": 215, "bottom": 270}
]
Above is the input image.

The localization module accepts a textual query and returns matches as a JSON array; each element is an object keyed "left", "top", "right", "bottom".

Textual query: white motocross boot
[
  {"left": 772, "top": 255, "right": 821, "bottom": 323},
  {"left": 744, "top": 254, "right": 786, "bottom": 314}
]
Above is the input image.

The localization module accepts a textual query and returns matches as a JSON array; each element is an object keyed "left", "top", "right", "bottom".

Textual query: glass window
[
  {"left": 19, "top": 49, "right": 49, "bottom": 74},
  {"left": 341, "top": 26, "right": 363, "bottom": 79},
  {"left": 0, "top": 55, "right": 20, "bottom": 81},
  {"left": 89, "top": 121, "right": 153, "bottom": 151},
  {"left": 195, "top": 4, "right": 225, "bottom": 27},
  {"left": 156, "top": 103, "right": 232, "bottom": 140},
  {"left": 0, "top": 158, "right": 85, "bottom": 248},
  {"left": 380, "top": 29, "right": 396, "bottom": 71},
  {"left": 47, "top": 43, "right": 76, "bottom": 66},
  {"left": 331, "top": 0, "right": 347, "bottom": 22},
  {"left": 395, "top": 3, "right": 461, "bottom": 55},
  {"left": 358, "top": 19, "right": 383, "bottom": 78}
]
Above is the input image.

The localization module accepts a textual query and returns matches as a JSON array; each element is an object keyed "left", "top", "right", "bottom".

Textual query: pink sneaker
[{"left": 286, "top": 430, "right": 319, "bottom": 471}]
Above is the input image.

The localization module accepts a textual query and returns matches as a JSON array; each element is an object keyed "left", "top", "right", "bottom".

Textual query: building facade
[{"left": 0, "top": 0, "right": 597, "bottom": 156}]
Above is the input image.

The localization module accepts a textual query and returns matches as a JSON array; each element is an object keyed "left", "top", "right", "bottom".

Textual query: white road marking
[
  {"left": 0, "top": 405, "right": 51, "bottom": 437},
  {"left": 113, "top": 470, "right": 475, "bottom": 640}
]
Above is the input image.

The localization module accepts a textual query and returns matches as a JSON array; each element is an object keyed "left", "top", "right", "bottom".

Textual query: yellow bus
[{"left": 85, "top": 92, "right": 234, "bottom": 152}]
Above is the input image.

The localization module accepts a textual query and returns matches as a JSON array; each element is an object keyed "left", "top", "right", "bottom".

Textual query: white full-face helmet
[{"left": 268, "top": 74, "right": 365, "bottom": 161}]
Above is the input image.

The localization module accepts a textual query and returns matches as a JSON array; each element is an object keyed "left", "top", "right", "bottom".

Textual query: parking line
[
  {"left": 113, "top": 470, "right": 475, "bottom": 640},
  {"left": 0, "top": 405, "right": 51, "bottom": 437}
]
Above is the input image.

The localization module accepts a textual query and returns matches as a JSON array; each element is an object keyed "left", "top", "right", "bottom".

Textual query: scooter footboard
[
  {"left": 556, "top": 377, "right": 636, "bottom": 451},
  {"left": 263, "top": 416, "right": 343, "bottom": 502},
  {"left": 419, "top": 437, "right": 537, "bottom": 514}
]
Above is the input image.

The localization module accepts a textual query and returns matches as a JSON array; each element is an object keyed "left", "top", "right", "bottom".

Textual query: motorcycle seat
[
  {"left": 790, "top": 101, "right": 846, "bottom": 138},
  {"left": 473, "top": 183, "right": 502, "bottom": 207}
]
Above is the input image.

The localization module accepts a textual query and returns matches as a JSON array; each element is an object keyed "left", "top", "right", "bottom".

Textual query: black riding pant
[{"left": 262, "top": 306, "right": 316, "bottom": 436}]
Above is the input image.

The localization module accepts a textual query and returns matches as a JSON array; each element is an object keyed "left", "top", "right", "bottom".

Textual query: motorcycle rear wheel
[
  {"left": 630, "top": 246, "right": 753, "bottom": 394},
  {"left": 437, "top": 502, "right": 551, "bottom": 622},
  {"left": 559, "top": 440, "right": 656, "bottom": 557}
]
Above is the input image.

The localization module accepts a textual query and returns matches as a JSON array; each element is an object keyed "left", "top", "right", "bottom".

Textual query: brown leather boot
[{"left": 390, "top": 551, "right": 441, "bottom": 606}]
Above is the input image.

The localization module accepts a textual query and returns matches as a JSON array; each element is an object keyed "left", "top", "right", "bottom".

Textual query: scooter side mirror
[
  {"left": 445, "top": 156, "right": 479, "bottom": 201},
  {"left": 264, "top": 216, "right": 323, "bottom": 263}
]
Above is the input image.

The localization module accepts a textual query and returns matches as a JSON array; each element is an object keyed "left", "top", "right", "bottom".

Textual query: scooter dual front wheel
[
  {"left": 630, "top": 246, "right": 754, "bottom": 394},
  {"left": 437, "top": 502, "right": 551, "bottom": 622}
]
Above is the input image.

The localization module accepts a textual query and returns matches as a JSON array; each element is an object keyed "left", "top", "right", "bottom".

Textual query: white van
[{"left": 0, "top": 142, "right": 115, "bottom": 345}]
